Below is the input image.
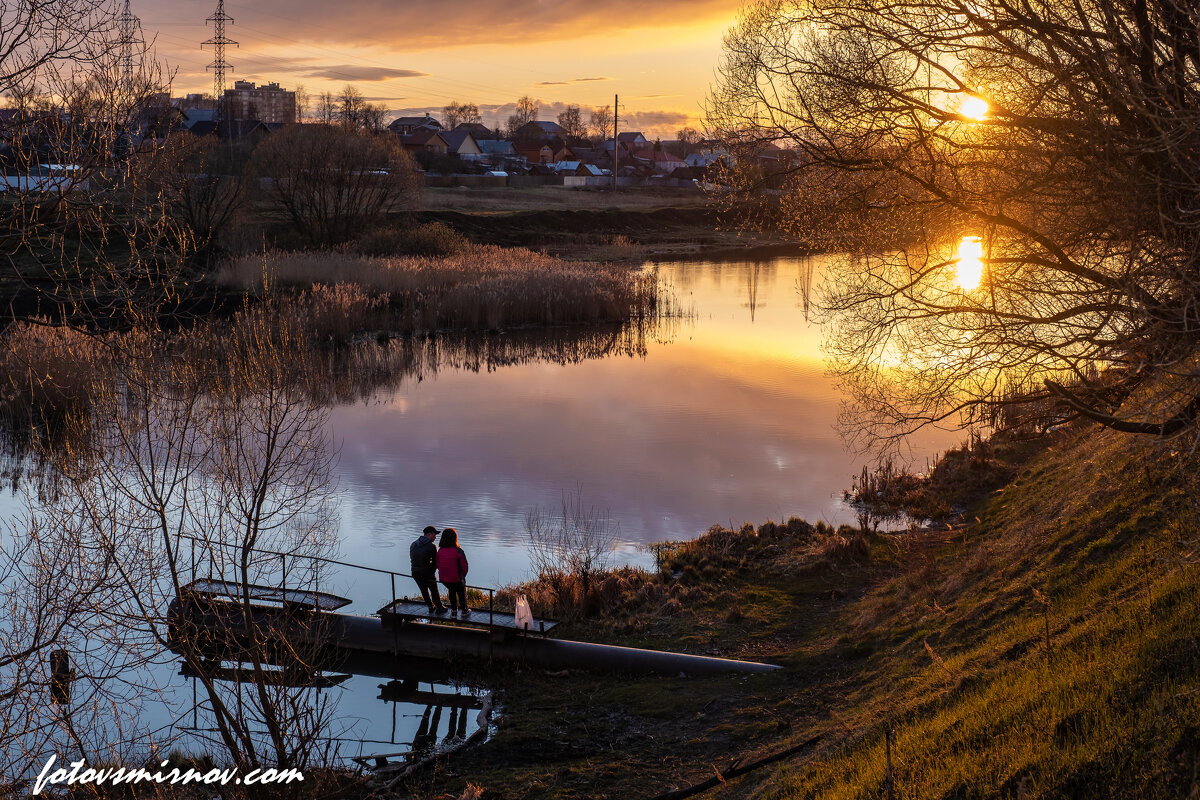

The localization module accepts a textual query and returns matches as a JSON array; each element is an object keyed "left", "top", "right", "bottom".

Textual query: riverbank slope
[{"left": 411, "top": 424, "right": 1199, "bottom": 799}]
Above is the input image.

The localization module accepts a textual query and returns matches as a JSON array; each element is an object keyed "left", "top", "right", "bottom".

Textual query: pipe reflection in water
[{"left": 175, "top": 650, "right": 491, "bottom": 766}]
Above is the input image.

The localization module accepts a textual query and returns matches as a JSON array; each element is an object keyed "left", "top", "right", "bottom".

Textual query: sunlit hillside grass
[
  {"left": 217, "top": 245, "right": 663, "bottom": 334},
  {"left": 710, "top": 426, "right": 1193, "bottom": 799},
  {"left": 440, "top": 425, "right": 1200, "bottom": 800}
]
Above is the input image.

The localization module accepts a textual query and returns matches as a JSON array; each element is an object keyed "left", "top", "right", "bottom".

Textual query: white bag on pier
[{"left": 515, "top": 595, "right": 534, "bottom": 630}]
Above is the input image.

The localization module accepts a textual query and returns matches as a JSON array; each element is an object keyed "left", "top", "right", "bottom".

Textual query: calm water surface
[
  {"left": 1, "top": 252, "right": 968, "bottom": 772},
  {"left": 329, "top": 255, "right": 963, "bottom": 588}
]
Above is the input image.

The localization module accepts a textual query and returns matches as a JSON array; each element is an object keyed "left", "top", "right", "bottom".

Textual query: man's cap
[{"left": 423, "top": 525, "right": 440, "bottom": 536}]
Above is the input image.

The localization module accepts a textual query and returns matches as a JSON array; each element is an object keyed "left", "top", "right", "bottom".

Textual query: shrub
[
  {"left": 351, "top": 221, "right": 467, "bottom": 257},
  {"left": 250, "top": 125, "right": 421, "bottom": 247}
]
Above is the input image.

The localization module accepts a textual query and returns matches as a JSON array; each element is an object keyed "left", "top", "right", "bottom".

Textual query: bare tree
[
  {"left": 505, "top": 95, "right": 538, "bottom": 138},
  {"left": 251, "top": 124, "right": 421, "bottom": 246},
  {"left": 162, "top": 135, "right": 250, "bottom": 262},
  {"left": 589, "top": 105, "right": 613, "bottom": 143},
  {"left": 675, "top": 126, "right": 699, "bottom": 152},
  {"left": 557, "top": 105, "right": 586, "bottom": 142},
  {"left": 443, "top": 100, "right": 480, "bottom": 130},
  {"left": 0, "top": 1, "right": 188, "bottom": 333},
  {"left": 35, "top": 309, "right": 344, "bottom": 772},
  {"left": 315, "top": 91, "right": 337, "bottom": 125},
  {"left": 525, "top": 488, "right": 618, "bottom": 610},
  {"left": 293, "top": 82, "right": 310, "bottom": 122},
  {"left": 710, "top": 0, "right": 1200, "bottom": 450},
  {"left": 0, "top": 0, "right": 121, "bottom": 95},
  {"left": 337, "top": 84, "right": 366, "bottom": 131},
  {"left": 360, "top": 102, "right": 387, "bottom": 134}
]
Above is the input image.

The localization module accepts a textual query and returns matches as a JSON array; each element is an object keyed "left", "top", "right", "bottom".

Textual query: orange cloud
[{"left": 207, "top": 0, "right": 739, "bottom": 49}]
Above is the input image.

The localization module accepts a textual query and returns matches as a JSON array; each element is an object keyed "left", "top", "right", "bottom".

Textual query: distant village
[
  {"left": 174, "top": 81, "right": 746, "bottom": 187},
  {"left": 0, "top": 78, "right": 797, "bottom": 191}
]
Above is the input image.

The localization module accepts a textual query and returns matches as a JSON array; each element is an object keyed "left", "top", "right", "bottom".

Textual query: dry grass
[
  {"left": 0, "top": 321, "right": 107, "bottom": 429},
  {"left": 218, "top": 245, "right": 662, "bottom": 333},
  {"left": 494, "top": 516, "right": 870, "bottom": 632},
  {"left": 422, "top": 186, "right": 707, "bottom": 213}
]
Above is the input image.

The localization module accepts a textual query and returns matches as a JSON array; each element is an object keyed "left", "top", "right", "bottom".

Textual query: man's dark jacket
[{"left": 410, "top": 536, "right": 437, "bottom": 577}]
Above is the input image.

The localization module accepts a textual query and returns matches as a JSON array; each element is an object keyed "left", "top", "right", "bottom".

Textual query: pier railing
[{"left": 177, "top": 533, "right": 500, "bottom": 627}]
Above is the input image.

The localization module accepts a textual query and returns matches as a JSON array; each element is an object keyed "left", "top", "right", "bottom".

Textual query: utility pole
[
  {"left": 612, "top": 93, "right": 618, "bottom": 191},
  {"left": 203, "top": 0, "right": 238, "bottom": 115}
]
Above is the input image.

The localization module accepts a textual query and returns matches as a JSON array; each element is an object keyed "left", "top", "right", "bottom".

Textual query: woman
[{"left": 436, "top": 527, "right": 470, "bottom": 617}]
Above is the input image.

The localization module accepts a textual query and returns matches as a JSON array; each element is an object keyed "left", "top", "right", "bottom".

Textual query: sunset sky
[{"left": 137, "top": 0, "right": 743, "bottom": 138}]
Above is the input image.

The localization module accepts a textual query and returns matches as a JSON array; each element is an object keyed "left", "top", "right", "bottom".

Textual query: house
[
  {"left": 569, "top": 162, "right": 606, "bottom": 177},
  {"left": 182, "top": 107, "right": 217, "bottom": 126},
  {"left": 685, "top": 151, "right": 727, "bottom": 168},
  {"left": 398, "top": 129, "right": 449, "bottom": 155},
  {"left": 632, "top": 149, "right": 687, "bottom": 174},
  {"left": 511, "top": 120, "right": 566, "bottom": 142},
  {"left": 440, "top": 130, "right": 483, "bottom": 160},
  {"left": 0, "top": 163, "right": 88, "bottom": 193},
  {"left": 515, "top": 143, "right": 553, "bottom": 164},
  {"left": 454, "top": 122, "right": 498, "bottom": 140},
  {"left": 616, "top": 131, "right": 648, "bottom": 150},
  {"left": 476, "top": 138, "right": 521, "bottom": 170},
  {"left": 569, "top": 146, "right": 613, "bottom": 171},
  {"left": 515, "top": 137, "right": 574, "bottom": 164},
  {"left": 388, "top": 115, "right": 442, "bottom": 136},
  {"left": 477, "top": 139, "right": 517, "bottom": 157},
  {"left": 601, "top": 132, "right": 650, "bottom": 157}
]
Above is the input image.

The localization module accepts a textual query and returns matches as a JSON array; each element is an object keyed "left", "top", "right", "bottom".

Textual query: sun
[
  {"left": 959, "top": 94, "right": 990, "bottom": 121},
  {"left": 955, "top": 236, "right": 985, "bottom": 291}
]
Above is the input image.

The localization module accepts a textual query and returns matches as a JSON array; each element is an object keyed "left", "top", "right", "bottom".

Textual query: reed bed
[
  {"left": 0, "top": 321, "right": 107, "bottom": 426},
  {"left": 218, "top": 245, "right": 662, "bottom": 333}
]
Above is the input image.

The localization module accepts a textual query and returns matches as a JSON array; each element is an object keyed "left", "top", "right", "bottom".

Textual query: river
[
  {"left": 0, "top": 250, "right": 965, "bottom": 775},
  {"left": 326, "top": 253, "right": 963, "bottom": 591}
]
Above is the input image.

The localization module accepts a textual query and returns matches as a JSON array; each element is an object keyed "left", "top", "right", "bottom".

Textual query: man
[{"left": 410, "top": 525, "right": 447, "bottom": 614}]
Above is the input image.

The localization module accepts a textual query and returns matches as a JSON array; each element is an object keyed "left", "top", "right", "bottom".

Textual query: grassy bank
[
  {"left": 400, "top": 426, "right": 1199, "bottom": 800},
  {"left": 422, "top": 186, "right": 711, "bottom": 213},
  {"left": 418, "top": 193, "right": 794, "bottom": 262}
]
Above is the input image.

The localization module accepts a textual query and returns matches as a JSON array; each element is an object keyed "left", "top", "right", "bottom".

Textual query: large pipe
[{"left": 168, "top": 599, "right": 780, "bottom": 675}]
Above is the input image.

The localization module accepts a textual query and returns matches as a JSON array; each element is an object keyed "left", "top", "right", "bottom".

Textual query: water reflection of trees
[
  {"left": 0, "top": 316, "right": 661, "bottom": 471},
  {"left": 1, "top": 313, "right": 346, "bottom": 779},
  {"left": 317, "top": 320, "right": 654, "bottom": 406},
  {"left": 0, "top": 310, "right": 662, "bottom": 779}
]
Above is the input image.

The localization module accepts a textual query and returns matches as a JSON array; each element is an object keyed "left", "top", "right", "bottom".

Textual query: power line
[
  {"left": 202, "top": 0, "right": 238, "bottom": 100},
  {"left": 117, "top": 0, "right": 142, "bottom": 99}
]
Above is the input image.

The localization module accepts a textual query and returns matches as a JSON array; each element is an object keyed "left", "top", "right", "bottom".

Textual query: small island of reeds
[{"left": 217, "top": 245, "right": 665, "bottom": 338}]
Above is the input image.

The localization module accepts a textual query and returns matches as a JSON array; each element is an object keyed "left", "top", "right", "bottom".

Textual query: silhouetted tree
[
  {"left": 506, "top": 95, "right": 539, "bottom": 138},
  {"left": 589, "top": 105, "right": 613, "bottom": 142},
  {"left": 252, "top": 124, "right": 420, "bottom": 247},
  {"left": 557, "top": 105, "right": 586, "bottom": 142},
  {"left": 711, "top": 0, "right": 1200, "bottom": 449},
  {"left": 443, "top": 101, "right": 481, "bottom": 129}
]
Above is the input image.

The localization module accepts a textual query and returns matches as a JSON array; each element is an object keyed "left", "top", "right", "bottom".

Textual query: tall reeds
[{"left": 218, "top": 245, "right": 663, "bottom": 334}]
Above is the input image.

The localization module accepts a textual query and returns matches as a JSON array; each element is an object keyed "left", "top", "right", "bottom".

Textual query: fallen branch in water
[{"left": 646, "top": 733, "right": 823, "bottom": 800}]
